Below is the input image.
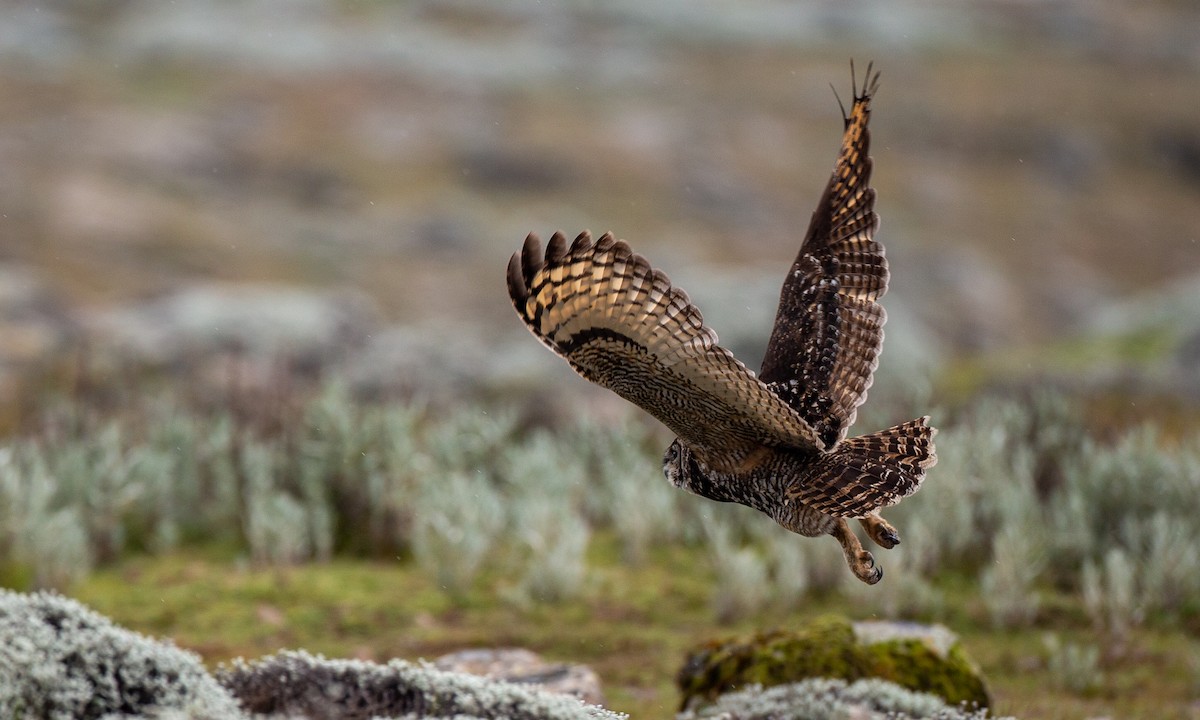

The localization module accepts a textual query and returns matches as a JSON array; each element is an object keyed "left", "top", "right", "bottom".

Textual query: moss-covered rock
[{"left": 676, "top": 616, "right": 990, "bottom": 712}]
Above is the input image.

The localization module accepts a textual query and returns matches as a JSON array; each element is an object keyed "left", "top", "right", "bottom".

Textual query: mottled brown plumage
[{"left": 506, "top": 63, "right": 936, "bottom": 584}]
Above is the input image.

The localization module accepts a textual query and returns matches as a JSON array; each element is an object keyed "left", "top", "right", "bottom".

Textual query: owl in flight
[{"left": 506, "top": 64, "right": 936, "bottom": 584}]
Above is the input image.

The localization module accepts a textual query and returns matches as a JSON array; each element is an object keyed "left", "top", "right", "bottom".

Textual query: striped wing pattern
[
  {"left": 507, "top": 231, "right": 824, "bottom": 465},
  {"left": 760, "top": 64, "right": 888, "bottom": 450},
  {"left": 789, "top": 416, "right": 937, "bottom": 518}
]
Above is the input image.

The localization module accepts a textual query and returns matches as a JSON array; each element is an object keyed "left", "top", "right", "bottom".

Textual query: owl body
[
  {"left": 507, "top": 64, "right": 936, "bottom": 584},
  {"left": 664, "top": 440, "right": 836, "bottom": 537}
]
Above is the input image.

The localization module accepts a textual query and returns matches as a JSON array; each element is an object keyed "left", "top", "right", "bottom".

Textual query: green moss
[{"left": 677, "top": 616, "right": 990, "bottom": 711}]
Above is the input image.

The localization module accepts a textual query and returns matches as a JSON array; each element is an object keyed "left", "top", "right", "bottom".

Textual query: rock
[
  {"left": 435, "top": 648, "right": 606, "bottom": 707},
  {"left": 221, "top": 649, "right": 620, "bottom": 720},
  {"left": 851, "top": 620, "right": 961, "bottom": 658},
  {"left": 0, "top": 589, "right": 244, "bottom": 719},
  {"left": 85, "top": 282, "right": 379, "bottom": 372},
  {"left": 674, "top": 677, "right": 1010, "bottom": 720},
  {"left": 0, "top": 590, "right": 622, "bottom": 720},
  {"left": 676, "top": 615, "right": 990, "bottom": 712}
]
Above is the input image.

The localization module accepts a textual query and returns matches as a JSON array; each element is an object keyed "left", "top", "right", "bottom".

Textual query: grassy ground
[{"left": 69, "top": 533, "right": 1200, "bottom": 720}]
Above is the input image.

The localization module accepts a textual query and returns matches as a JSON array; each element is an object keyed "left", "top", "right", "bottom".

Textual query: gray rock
[
  {"left": 220, "top": 649, "right": 620, "bottom": 720},
  {"left": 435, "top": 648, "right": 605, "bottom": 707},
  {"left": 851, "top": 620, "right": 961, "bottom": 660},
  {"left": 0, "top": 589, "right": 243, "bottom": 720},
  {"left": 674, "top": 677, "right": 1010, "bottom": 720}
]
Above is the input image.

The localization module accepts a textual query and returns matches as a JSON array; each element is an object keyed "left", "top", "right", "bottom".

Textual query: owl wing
[
  {"left": 759, "top": 63, "right": 887, "bottom": 450},
  {"left": 508, "top": 231, "right": 826, "bottom": 464}
]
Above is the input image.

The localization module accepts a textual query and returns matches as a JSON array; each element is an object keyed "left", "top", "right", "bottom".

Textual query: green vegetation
[
  {"left": 1, "top": 380, "right": 1199, "bottom": 718},
  {"left": 676, "top": 616, "right": 990, "bottom": 710},
  {"left": 59, "top": 540, "right": 1200, "bottom": 719}
]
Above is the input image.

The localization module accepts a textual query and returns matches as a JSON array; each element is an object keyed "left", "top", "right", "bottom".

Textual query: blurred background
[
  {"left": 3, "top": 4, "right": 1200, "bottom": 718},
  {"left": 1, "top": 0, "right": 1198, "bottom": 421}
]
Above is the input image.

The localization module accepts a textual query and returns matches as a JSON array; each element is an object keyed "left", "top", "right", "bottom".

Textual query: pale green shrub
[
  {"left": 844, "top": 542, "right": 944, "bottom": 620},
  {"left": 50, "top": 423, "right": 141, "bottom": 564},
  {"left": 779, "top": 530, "right": 847, "bottom": 597},
  {"left": 1043, "top": 634, "right": 1103, "bottom": 695},
  {"left": 765, "top": 532, "right": 810, "bottom": 607},
  {"left": 574, "top": 418, "right": 680, "bottom": 565},
  {"left": 1081, "top": 547, "right": 1142, "bottom": 648},
  {"left": 503, "top": 432, "right": 592, "bottom": 603},
  {"left": 241, "top": 440, "right": 329, "bottom": 565},
  {"left": 0, "top": 448, "right": 93, "bottom": 588},
  {"left": 298, "top": 383, "right": 424, "bottom": 556},
  {"left": 512, "top": 494, "right": 591, "bottom": 603},
  {"left": 424, "top": 406, "right": 519, "bottom": 476},
  {"left": 1132, "top": 513, "right": 1200, "bottom": 615},
  {"left": 704, "top": 518, "right": 771, "bottom": 622},
  {"left": 4, "top": 372, "right": 1199, "bottom": 628},
  {"left": 979, "top": 518, "right": 1046, "bottom": 629},
  {"left": 411, "top": 470, "right": 506, "bottom": 598}
]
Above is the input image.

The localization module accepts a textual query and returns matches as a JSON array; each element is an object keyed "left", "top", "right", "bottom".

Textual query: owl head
[{"left": 663, "top": 438, "right": 711, "bottom": 497}]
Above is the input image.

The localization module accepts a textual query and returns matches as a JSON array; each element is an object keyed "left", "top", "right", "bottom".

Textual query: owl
[{"left": 505, "top": 64, "right": 935, "bottom": 584}]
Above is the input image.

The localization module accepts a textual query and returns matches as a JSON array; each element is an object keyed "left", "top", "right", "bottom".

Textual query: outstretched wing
[
  {"left": 759, "top": 62, "right": 887, "bottom": 450},
  {"left": 508, "top": 231, "right": 826, "bottom": 464}
]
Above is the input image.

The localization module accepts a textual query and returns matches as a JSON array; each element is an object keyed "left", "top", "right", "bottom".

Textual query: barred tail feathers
[{"left": 790, "top": 416, "right": 936, "bottom": 518}]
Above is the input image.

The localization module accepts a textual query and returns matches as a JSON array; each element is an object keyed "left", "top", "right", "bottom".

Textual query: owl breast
[{"left": 683, "top": 446, "right": 818, "bottom": 515}]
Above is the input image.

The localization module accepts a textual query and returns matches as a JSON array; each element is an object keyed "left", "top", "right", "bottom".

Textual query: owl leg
[
  {"left": 831, "top": 518, "right": 882, "bottom": 584},
  {"left": 859, "top": 513, "right": 900, "bottom": 549}
]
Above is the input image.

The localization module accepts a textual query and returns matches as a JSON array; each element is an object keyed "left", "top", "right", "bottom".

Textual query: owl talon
[
  {"left": 854, "top": 551, "right": 883, "bottom": 584},
  {"left": 875, "top": 528, "right": 900, "bottom": 549},
  {"left": 860, "top": 514, "right": 900, "bottom": 550},
  {"left": 832, "top": 519, "right": 885, "bottom": 584}
]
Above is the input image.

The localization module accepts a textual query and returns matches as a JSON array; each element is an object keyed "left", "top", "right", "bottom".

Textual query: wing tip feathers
[
  {"left": 506, "top": 251, "right": 528, "bottom": 305},
  {"left": 545, "top": 231, "right": 568, "bottom": 264},
  {"left": 520, "top": 232, "right": 543, "bottom": 287},
  {"left": 570, "top": 230, "right": 594, "bottom": 254}
]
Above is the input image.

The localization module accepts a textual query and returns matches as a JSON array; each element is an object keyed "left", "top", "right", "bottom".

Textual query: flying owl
[{"left": 505, "top": 64, "right": 935, "bottom": 584}]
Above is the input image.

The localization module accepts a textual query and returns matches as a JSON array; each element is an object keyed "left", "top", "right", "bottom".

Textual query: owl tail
[{"left": 791, "top": 416, "right": 937, "bottom": 518}]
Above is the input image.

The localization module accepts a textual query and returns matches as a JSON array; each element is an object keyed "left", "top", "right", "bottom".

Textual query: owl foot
[
  {"left": 853, "top": 550, "right": 884, "bottom": 584},
  {"left": 832, "top": 518, "right": 884, "bottom": 584},
  {"left": 860, "top": 514, "right": 900, "bottom": 549}
]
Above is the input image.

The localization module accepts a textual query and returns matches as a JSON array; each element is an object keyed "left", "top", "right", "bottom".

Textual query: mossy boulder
[{"left": 676, "top": 616, "right": 990, "bottom": 712}]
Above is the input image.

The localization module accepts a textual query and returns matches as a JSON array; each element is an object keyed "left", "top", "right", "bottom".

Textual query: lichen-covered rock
[
  {"left": 674, "top": 677, "right": 1012, "bottom": 720},
  {"left": 217, "top": 650, "right": 624, "bottom": 720},
  {"left": 435, "top": 648, "right": 605, "bottom": 706},
  {"left": 0, "top": 589, "right": 244, "bottom": 720},
  {"left": 676, "top": 616, "right": 990, "bottom": 712}
]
